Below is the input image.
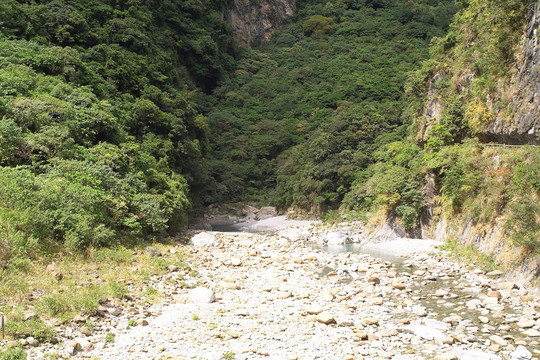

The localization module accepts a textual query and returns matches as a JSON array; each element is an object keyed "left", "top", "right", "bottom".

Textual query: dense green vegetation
[
  {"left": 204, "top": 0, "right": 457, "bottom": 211},
  {"left": 2, "top": 0, "right": 540, "bottom": 353},
  {"left": 0, "top": 0, "right": 234, "bottom": 259},
  {"left": 352, "top": 0, "right": 540, "bottom": 256},
  {"left": 1, "top": 0, "right": 538, "bottom": 266}
]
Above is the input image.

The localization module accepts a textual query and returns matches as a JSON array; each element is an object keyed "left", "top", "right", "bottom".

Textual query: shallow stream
[{"left": 212, "top": 225, "right": 537, "bottom": 355}]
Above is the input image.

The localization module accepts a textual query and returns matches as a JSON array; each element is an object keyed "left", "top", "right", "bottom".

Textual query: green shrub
[
  {"left": 303, "top": 15, "right": 334, "bottom": 36},
  {"left": 37, "top": 294, "right": 70, "bottom": 317},
  {"left": 0, "top": 346, "right": 27, "bottom": 360},
  {"left": 506, "top": 201, "right": 540, "bottom": 254},
  {"left": 4, "top": 316, "right": 55, "bottom": 343},
  {"left": 108, "top": 282, "right": 127, "bottom": 299},
  {"left": 105, "top": 332, "right": 115, "bottom": 343}
]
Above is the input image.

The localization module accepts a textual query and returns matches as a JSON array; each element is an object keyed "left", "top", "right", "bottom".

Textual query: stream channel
[{"left": 210, "top": 223, "right": 539, "bottom": 359}]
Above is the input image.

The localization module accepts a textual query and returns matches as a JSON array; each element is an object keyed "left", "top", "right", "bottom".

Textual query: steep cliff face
[
  {"left": 411, "top": 1, "right": 540, "bottom": 283},
  {"left": 226, "top": 0, "right": 295, "bottom": 47},
  {"left": 495, "top": 1, "right": 540, "bottom": 143},
  {"left": 417, "top": 0, "right": 539, "bottom": 145}
]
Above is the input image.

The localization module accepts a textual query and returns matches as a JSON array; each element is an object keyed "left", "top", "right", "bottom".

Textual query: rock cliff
[
  {"left": 418, "top": 0, "right": 540, "bottom": 145},
  {"left": 411, "top": 1, "right": 540, "bottom": 283},
  {"left": 226, "top": 0, "right": 295, "bottom": 47}
]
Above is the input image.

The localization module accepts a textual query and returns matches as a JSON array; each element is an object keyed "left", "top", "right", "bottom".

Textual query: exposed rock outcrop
[
  {"left": 482, "top": 0, "right": 540, "bottom": 143},
  {"left": 419, "top": 1, "right": 540, "bottom": 145},
  {"left": 226, "top": 0, "right": 295, "bottom": 47}
]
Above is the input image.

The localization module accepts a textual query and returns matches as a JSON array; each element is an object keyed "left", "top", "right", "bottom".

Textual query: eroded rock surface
[{"left": 226, "top": 0, "right": 295, "bottom": 47}]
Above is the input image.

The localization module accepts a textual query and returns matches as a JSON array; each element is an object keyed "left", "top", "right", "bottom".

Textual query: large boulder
[
  {"left": 278, "top": 227, "right": 310, "bottom": 242},
  {"left": 191, "top": 232, "right": 217, "bottom": 247},
  {"left": 322, "top": 232, "right": 350, "bottom": 245},
  {"left": 205, "top": 215, "right": 238, "bottom": 226},
  {"left": 188, "top": 287, "right": 216, "bottom": 304},
  {"left": 456, "top": 350, "right": 501, "bottom": 360},
  {"left": 257, "top": 206, "right": 277, "bottom": 220},
  {"left": 405, "top": 324, "right": 447, "bottom": 342},
  {"left": 511, "top": 346, "right": 533, "bottom": 360}
]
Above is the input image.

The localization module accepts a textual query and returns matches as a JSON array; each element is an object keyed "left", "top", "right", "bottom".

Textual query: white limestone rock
[
  {"left": 188, "top": 287, "right": 216, "bottom": 304},
  {"left": 191, "top": 232, "right": 217, "bottom": 246}
]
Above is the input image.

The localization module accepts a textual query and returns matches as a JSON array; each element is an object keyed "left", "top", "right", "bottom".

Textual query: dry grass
[{"left": 0, "top": 239, "right": 191, "bottom": 341}]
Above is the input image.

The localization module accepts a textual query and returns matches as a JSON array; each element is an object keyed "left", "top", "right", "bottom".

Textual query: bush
[
  {"left": 4, "top": 316, "right": 55, "bottom": 343},
  {"left": 303, "top": 15, "right": 334, "bottom": 36},
  {"left": 0, "top": 346, "right": 26, "bottom": 360}
]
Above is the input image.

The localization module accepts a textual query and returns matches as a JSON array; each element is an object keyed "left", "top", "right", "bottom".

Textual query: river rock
[
  {"left": 206, "top": 214, "right": 238, "bottom": 226},
  {"left": 320, "top": 290, "right": 335, "bottom": 301},
  {"left": 68, "top": 340, "right": 82, "bottom": 352},
  {"left": 188, "top": 287, "right": 216, "bottom": 304},
  {"left": 243, "top": 205, "right": 259, "bottom": 215},
  {"left": 456, "top": 350, "right": 501, "bottom": 360},
  {"left": 413, "top": 305, "right": 427, "bottom": 316},
  {"left": 425, "top": 318, "right": 450, "bottom": 331},
  {"left": 279, "top": 227, "right": 309, "bottom": 241},
  {"left": 477, "top": 316, "right": 489, "bottom": 324},
  {"left": 230, "top": 257, "right": 242, "bottom": 266},
  {"left": 435, "top": 289, "right": 449, "bottom": 297},
  {"left": 496, "top": 282, "right": 516, "bottom": 290},
  {"left": 363, "top": 317, "right": 379, "bottom": 325},
  {"left": 46, "top": 262, "right": 63, "bottom": 280},
  {"left": 435, "top": 354, "right": 458, "bottom": 360},
  {"left": 80, "top": 326, "right": 92, "bottom": 336},
  {"left": 145, "top": 246, "right": 162, "bottom": 257},
  {"left": 466, "top": 299, "right": 482, "bottom": 309},
  {"left": 258, "top": 206, "right": 277, "bottom": 220},
  {"left": 78, "top": 338, "right": 94, "bottom": 351},
  {"left": 489, "top": 334, "right": 508, "bottom": 346},
  {"left": 136, "top": 319, "right": 149, "bottom": 326},
  {"left": 483, "top": 297, "right": 499, "bottom": 306},
  {"left": 487, "top": 270, "right": 504, "bottom": 277},
  {"left": 522, "top": 328, "right": 540, "bottom": 337},
  {"left": 510, "top": 345, "right": 533, "bottom": 360},
  {"left": 316, "top": 312, "right": 335, "bottom": 324},
  {"left": 26, "top": 337, "right": 39, "bottom": 347},
  {"left": 517, "top": 318, "right": 535, "bottom": 328},
  {"left": 191, "top": 232, "right": 217, "bottom": 247},
  {"left": 107, "top": 307, "right": 122, "bottom": 316},
  {"left": 322, "top": 232, "right": 350, "bottom": 245},
  {"left": 306, "top": 305, "right": 324, "bottom": 315},
  {"left": 405, "top": 324, "right": 446, "bottom": 342},
  {"left": 392, "top": 283, "right": 406, "bottom": 290}
]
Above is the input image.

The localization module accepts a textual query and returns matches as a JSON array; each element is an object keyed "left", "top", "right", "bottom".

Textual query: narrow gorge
[{"left": 1, "top": 0, "right": 540, "bottom": 359}]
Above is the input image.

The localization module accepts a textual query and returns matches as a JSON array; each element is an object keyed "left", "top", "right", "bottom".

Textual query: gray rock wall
[
  {"left": 226, "top": 0, "right": 295, "bottom": 47},
  {"left": 419, "top": 0, "right": 540, "bottom": 145}
]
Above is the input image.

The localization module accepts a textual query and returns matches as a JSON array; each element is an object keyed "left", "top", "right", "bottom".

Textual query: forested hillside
[
  {"left": 1, "top": 0, "right": 539, "bottom": 273},
  {"left": 0, "top": 0, "right": 235, "bottom": 257},
  {"left": 204, "top": 0, "right": 457, "bottom": 213}
]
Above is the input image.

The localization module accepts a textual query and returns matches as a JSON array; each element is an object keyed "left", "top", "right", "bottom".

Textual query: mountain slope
[
  {"left": 348, "top": 0, "right": 540, "bottom": 279},
  {"left": 204, "top": 0, "right": 457, "bottom": 211},
  {"left": 0, "top": 0, "right": 234, "bottom": 256}
]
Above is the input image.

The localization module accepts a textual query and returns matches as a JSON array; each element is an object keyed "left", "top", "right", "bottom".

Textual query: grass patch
[
  {"left": 4, "top": 314, "right": 56, "bottom": 343},
  {"left": 440, "top": 236, "right": 496, "bottom": 272},
  {"left": 105, "top": 332, "right": 115, "bottom": 343},
  {"left": 0, "top": 346, "right": 27, "bottom": 360},
  {"left": 0, "top": 240, "right": 193, "bottom": 342}
]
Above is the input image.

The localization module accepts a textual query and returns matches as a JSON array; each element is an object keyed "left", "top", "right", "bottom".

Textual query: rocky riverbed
[{"left": 18, "top": 223, "right": 540, "bottom": 360}]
